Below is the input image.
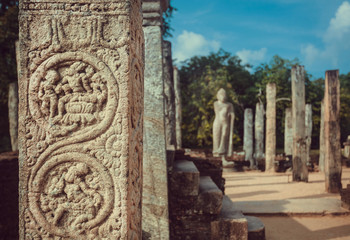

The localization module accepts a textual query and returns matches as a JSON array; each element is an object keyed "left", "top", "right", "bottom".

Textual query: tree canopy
[{"left": 179, "top": 50, "right": 350, "bottom": 150}]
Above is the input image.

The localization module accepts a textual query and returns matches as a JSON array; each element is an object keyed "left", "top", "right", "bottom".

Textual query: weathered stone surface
[
  {"left": 254, "top": 102, "right": 264, "bottom": 161},
  {"left": 8, "top": 82, "right": 18, "bottom": 151},
  {"left": 18, "top": 1, "right": 144, "bottom": 238},
  {"left": 244, "top": 108, "right": 254, "bottom": 168},
  {"left": 343, "top": 136, "right": 350, "bottom": 159},
  {"left": 163, "top": 40, "right": 176, "bottom": 150},
  {"left": 171, "top": 160, "right": 200, "bottom": 196},
  {"left": 211, "top": 196, "right": 248, "bottom": 240},
  {"left": 305, "top": 104, "right": 313, "bottom": 164},
  {"left": 142, "top": 1, "right": 170, "bottom": 238},
  {"left": 246, "top": 216, "right": 266, "bottom": 240},
  {"left": 324, "top": 70, "right": 342, "bottom": 193},
  {"left": 265, "top": 83, "right": 276, "bottom": 172},
  {"left": 284, "top": 108, "right": 293, "bottom": 156},
  {"left": 341, "top": 184, "right": 350, "bottom": 210},
  {"left": 292, "top": 65, "right": 308, "bottom": 182},
  {"left": 195, "top": 176, "right": 223, "bottom": 215},
  {"left": 319, "top": 100, "right": 325, "bottom": 171},
  {"left": 174, "top": 66, "right": 182, "bottom": 149},
  {"left": 213, "top": 88, "right": 235, "bottom": 167}
]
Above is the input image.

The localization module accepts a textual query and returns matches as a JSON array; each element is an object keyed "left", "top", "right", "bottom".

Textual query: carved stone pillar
[
  {"left": 142, "top": 0, "right": 170, "bottom": 239},
  {"left": 265, "top": 83, "right": 276, "bottom": 172},
  {"left": 284, "top": 108, "right": 293, "bottom": 156},
  {"left": 163, "top": 40, "right": 176, "bottom": 149},
  {"left": 244, "top": 108, "right": 254, "bottom": 168},
  {"left": 18, "top": 1, "right": 144, "bottom": 239},
  {"left": 174, "top": 66, "right": 182, "bottom": 149},
  {"left": 324, "top": 70, "right": 342, "bottom": 193},
  {"left": 8, "top": 82, "right": 18, "bottom": 151},
  {"left": 319, "top": 100, "right": 325, "bottom": 172},
  {"left": 305, "top": 104, "right": 313, "bottom": 164},
  {"left": 292, "top": 65, "right": 308, "bottom": 182},
  {"left": 254, "top": 102, "right": 264, "bottom": 161}
]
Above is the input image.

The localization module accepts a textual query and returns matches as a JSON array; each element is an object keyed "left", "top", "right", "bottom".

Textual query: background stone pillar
[
  {"left": 292, "top": 65, "right": 308, "bottom": 182},
  {"left": 18, "top": 0, "right": 144, "bottom": 239},
  {"left": 8, "top": 82, "right": 18, "bottom": 151},
  {"left": 284, "top": 108, "right": 293, "bottom": 156},
  {"left": 305, "top": 104, "right": 313, "bottom": 164},
  {"left": 174, "top": 67, "right": 182, "bottom": 149},
  {"left": 254, "top": 102, "right": 264, "bottom": 161},
  {"left": 163, "top": 40, "right": 176, "bottom": 149},
  {"left": 319, "top": 100, "right": 325, "bottom": 172},
  {"left": 265, "top": 83, "right": 276, "bottom": 172},
  {"left": 142, "top": 0, "right": 170, "bottom": 239},
  {"left": 324, "top": 70, "right": 342, "bottom": 193},
  {"left": 244, "top": 108, "right": 254, "bottom": 168}
]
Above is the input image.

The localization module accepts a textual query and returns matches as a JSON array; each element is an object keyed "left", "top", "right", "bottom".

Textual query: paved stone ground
[{"left": 224, "top": 167, "right": 350, "bottom": 239}]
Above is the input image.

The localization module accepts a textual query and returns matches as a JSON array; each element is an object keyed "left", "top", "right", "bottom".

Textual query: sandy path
[{"left": 223, "top": 167, "right": 350, "bottom": 239}]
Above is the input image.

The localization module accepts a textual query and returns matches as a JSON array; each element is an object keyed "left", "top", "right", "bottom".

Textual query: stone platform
[{"left": 224, "top": 167, "right": 350, "bottom": 216}]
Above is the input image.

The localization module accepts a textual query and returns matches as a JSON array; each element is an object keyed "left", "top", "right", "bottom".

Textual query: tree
[
  {"left": 179, "top": 49, "right": 253, "bottom": 148},
  {"left": 253, "top": 55, "right": 299, "bottom": 149},
  {"left": 162, "top": 0, "right": 176, "bottom": 38},
  {"left": 0, "top": 3, "right": 18, "bottom": 152},
  {"left": 340, "top": 72, "right": 350, "bottom": 144}
]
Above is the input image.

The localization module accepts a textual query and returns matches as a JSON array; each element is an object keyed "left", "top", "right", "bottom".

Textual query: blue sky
[{"left": 167, "top": 0, "right": 350, "bottom": 79}]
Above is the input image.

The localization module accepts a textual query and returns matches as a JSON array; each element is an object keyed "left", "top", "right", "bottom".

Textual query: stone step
[
  {"left": 211, "top": 195, "right": 248, "bottom": 240},
  {"left": 211, "top": 196, "right": 266, "bottom": 240},
  {"left": 171, "top": 160, "right": 200, "bottom": 196},
  {"left": 195, "top": 176, "right": 223, "bottom": 215},
  {"left": 246, "top": 216, "right": 266, "bottom": 240}
]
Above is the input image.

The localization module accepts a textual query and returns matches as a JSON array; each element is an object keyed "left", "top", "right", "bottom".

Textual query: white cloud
[
  {"left": 173, "top": 30, "right": 221, "bottom": 62},
  {"left": 301, "top": 1, "right": 350, "bottom": 72},
  {"left": 236, "top": 48, "right": 267, "bottom": 66},
  {"left": 325, "top": 1, "right": 350, "bottom": 43}
]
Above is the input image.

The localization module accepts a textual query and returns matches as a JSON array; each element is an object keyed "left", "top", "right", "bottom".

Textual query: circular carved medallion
[
  {"left": 29, "top": 152, "right": 114, "bottom": 237},
  {"left": 29, "top": 51, "right": 118, "bottom": 140}
]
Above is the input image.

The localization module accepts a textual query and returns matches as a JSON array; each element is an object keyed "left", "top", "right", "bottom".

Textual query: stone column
[
  {"left": 163, "top": 40, "right": 176, "bottom": 149},
  {"left": 244, "top": 108, "right": 254, "bottom": 168},
  {"left": 18, "top": 1, "right": 144, "bottom": 239},
  {"left": 265, "top": 83, "right": 276, "bottom": 172},
  {"left": 343, "top": 136, "right": 350, "bottom": 159},
  {"left": 8, "top": 82, "right": 18, "bottom": 151},
  {"left": 292, "top": 65, "right": 308, "bottom": 182},
  {"left": 305, "top": 104, "right": 313, "bottom": 164},
  {"left": 319, "top": 100, "right": 325, "bottom": 172},
  {"left": 324, "top": 70, "right": 342, "bottom": 193},
  {"left": 142, "top": 0, "right": 170, "bottom": 239},
  {"left": 174, "top": 67, "right": 182, "bottom": 149},
  {"left": 254, "top": 102, "right": 264, "bottom": 161},
  {"left": 284, "top": 108, "right": 293, "bottom": 156}
]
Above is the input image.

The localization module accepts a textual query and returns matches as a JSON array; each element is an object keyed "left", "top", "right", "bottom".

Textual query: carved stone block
[{"left": 18, "top": 0, "right": 144, "bottom": 239}]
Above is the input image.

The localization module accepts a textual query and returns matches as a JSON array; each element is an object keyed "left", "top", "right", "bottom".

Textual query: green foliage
[
  {"left": 253, "top": 55, "right": 299, "bottom": 148},
  {"left": 340, "top": 72, "right": 350, "bottom": 143},
  {"left": 162, "top": 0, "right": 176, "bottom": 38},
  {"left": 179, "top": 49, "right": 253, "bottom": 148},
  {"left": 180, "top": 53, "right": 335, "bottom": 150},
  {"left": 0, "top": 3, "right": 18, "bottom": 152},
  {"left": 0, "top": 5, "right": 18, "bottom": 104}
]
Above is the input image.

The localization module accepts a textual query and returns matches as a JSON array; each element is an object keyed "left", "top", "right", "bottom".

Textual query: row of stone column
[{"left": 243, "top": 66, "right": 341, "bottom": 192}]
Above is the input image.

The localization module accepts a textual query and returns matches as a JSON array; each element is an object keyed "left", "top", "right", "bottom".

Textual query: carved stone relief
[{"left": 19, "top": 0, "right": 143, "bottom": 239}]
